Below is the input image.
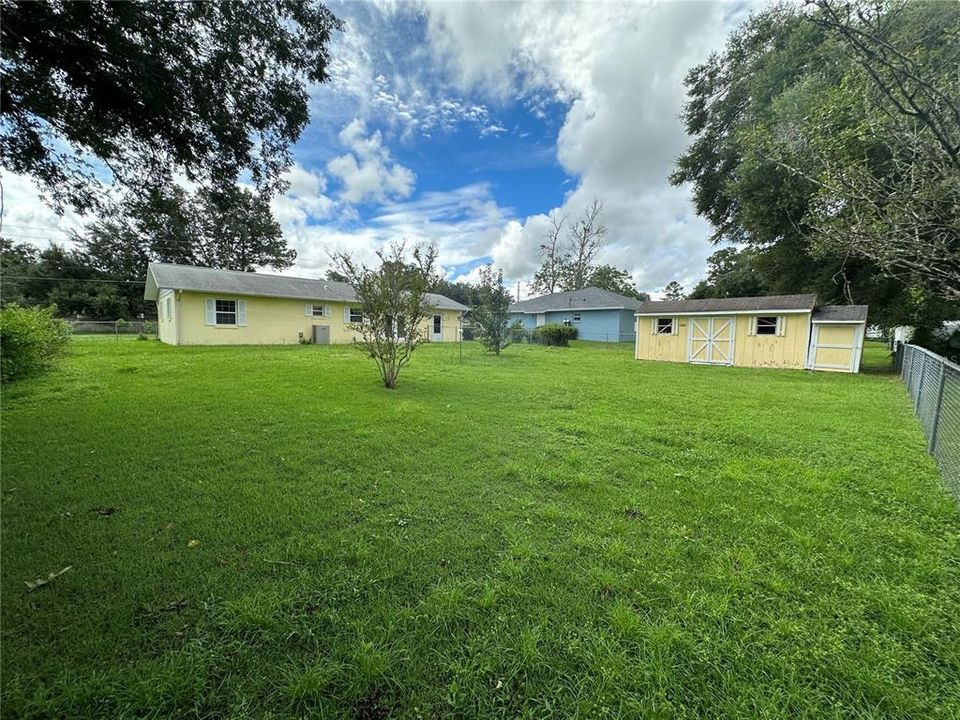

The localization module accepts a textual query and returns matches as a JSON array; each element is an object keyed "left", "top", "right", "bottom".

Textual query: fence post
[
  {"left": 928, "top": 361, "right": 947, "bottom": 453},
  {"left": 915, "top": 353, "right": 926, "bottom": 410}
]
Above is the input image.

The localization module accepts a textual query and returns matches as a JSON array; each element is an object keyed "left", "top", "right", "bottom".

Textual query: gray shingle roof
[
  {"left": 634, "top": 294, "right": 818, "bottom": 315},
  {"left": 144, "top": 262, "right": 469, "bottom": 311},
  {"left": 813, "top": 305, "right": 868, "bottom": 322},
  {"left": 509, "top": 287, "right": 646, "bottom": 313}
]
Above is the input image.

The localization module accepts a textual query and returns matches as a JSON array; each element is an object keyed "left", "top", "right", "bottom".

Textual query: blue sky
[{"left": 4, "top": 1, "right": 752, "bottom": 297}]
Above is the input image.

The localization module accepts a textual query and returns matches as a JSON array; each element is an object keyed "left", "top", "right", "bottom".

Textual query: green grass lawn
[{"left": 2, "top": 338, "right": 957, "bottom": 718}]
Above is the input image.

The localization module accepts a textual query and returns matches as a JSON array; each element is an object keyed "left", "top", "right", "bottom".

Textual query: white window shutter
[
  {"left": 747, "top": 316, "right": 756, "bottom": 336},
  {"left": 324, "top": 305, "right": 331, "bottom": 317},
  {"left": 205, "top": 298, "right": 215, "bottom": 326},
  {"left": 651, "top": 319, "right": 656, "bottom": 336},
  {"left": 344, "top": 306, "right": 351, "bottom": 323},
  {"left": 673, "top": 318, "right": 679, "bottom": 336},
  {"left": 305, "top": 304, "right": 312, "bottom": 317},
  {"left": 777, "top": 316, "right": 786, "bottom": 337},
  {"left": 237, "top": 300, "right": 247, "bottom": 326}
]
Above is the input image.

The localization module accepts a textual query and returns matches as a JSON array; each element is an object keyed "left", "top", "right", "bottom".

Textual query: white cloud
[
  {"left": 276, "top": 181, "right": 514, "bottom": 281},
  {"left": 0, "top": 171, "right": 89, "bottom": 249},
  {"left": 423, "top": 1, "right": 752, "bottom": 294},
  {"left": 326, "top": 119, "right": 416, "bottom": 204},
  {"left": 269, "top": 163, "right": 335, "bottom": 229},
  {"left": 315, "top": 14, "right": 509, "bottom": 142}
]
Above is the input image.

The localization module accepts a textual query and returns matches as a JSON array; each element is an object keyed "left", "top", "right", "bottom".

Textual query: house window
[
  {"left": 215, "top": 299, "right": 237, "bottom": 325},
  {"left": 433, "top": 315, "right": 442, "bottom": 334},
  {"left": 656, "top": 317, "right": 674, "bottom": 335},
  {"left": 572, "top": 312, "right": 581, "bottom": 323},
  {"left": 310, "top": 304, "right": 326, "bottom": 317},
  {"left": 349, "top": 308, "right": 363, "bottom": 323},
  {"left": 756, "top": 316, "right": 779, "bottom": 335}
]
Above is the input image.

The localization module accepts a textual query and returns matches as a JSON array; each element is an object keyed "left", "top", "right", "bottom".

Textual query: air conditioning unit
[{"left": 312, "top": 325, "right": 330, "bottom": 345}]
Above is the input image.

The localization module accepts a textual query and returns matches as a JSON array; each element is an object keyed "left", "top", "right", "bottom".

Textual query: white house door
[
  {"left": 688, "top": 317, "right": 735, "bottom": 365},
  {"left": 535, "top": 313, "right": 546, "bottom": 327},
  {"left": 431, "top": 314, "right": 443, "bottom": 341}
]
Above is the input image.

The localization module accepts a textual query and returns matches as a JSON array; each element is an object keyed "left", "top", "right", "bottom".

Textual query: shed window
[
  {"left": 656, "top": 318, "right": 674, "bottom": 335},
  {"left": 572, "top": 312, "right": 581, "bottom": 323},
  {"left": 309, "top": 304, "right": 327, "bottom": 317},
  {"left": 349, "top": 308, "right": 364, "bottom": 323},
  {"left": 756, "top": 316, "right": 779, "bottom": 335},
  {"left": 215, "top": 299, "right": 237, "bottom": 325}
]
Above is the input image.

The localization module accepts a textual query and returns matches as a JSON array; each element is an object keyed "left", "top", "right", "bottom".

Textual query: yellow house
[
  {"left": 634, "top": 294, "right": 867, "bottom": 373},
  {"left": 144, "top": 262, "right": 468, "bottom": 346}
]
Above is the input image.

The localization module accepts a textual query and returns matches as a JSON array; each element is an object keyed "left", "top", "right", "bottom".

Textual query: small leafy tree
[
  {"left": 472, "top": 264, "right": 513, "bottom": 355},
  {"left": 331, "top": 242, "right": 437, "bottom": 389}
]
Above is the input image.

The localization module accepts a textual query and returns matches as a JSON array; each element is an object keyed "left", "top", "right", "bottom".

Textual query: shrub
[
  {"left": 507, "top": 320, "right": 529, "bottom": 344},
  {"left": 0, "top": 304, "right": 72, "bottom": 382},
  {"left": 531, "top": 323, "right": 578, "bottom": 347},
  {"left": 137, "top": 322, "right": 156, "bottom": 341}
]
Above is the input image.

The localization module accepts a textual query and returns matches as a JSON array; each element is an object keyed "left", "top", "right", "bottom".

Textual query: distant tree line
[{"left": 0, "top": 186, "right": 293, "bottom": 319}]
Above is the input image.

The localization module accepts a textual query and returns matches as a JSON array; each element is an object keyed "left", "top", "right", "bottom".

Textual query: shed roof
[
  {"left": 813, "top": 305, "right": 868, "bottom": 322},
  {"left": 509, "top": 286, "right": 646, "bottom": 313},
  {"left": 634, "top": 294, "right": 818, "bottom": 315},
  {"left": 144, "top": 262, "right": 469, "bottom": 311}
]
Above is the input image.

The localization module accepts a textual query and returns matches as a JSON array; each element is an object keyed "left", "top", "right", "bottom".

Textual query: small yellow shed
[{"left": 634, "top": 294, "right": 867, "bottom": 373}]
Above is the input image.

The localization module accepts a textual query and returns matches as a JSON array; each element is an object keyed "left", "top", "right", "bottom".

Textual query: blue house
[{"left": 508, "top": 287, "right": 644, "bottom": 343}]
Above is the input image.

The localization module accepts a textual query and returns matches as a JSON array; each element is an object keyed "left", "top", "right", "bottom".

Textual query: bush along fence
[{"left": 897, "top": 343, "right": 959, "bottom": 500}]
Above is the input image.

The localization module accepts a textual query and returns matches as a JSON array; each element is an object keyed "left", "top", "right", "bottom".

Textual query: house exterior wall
[
  {"left": 507, "top": 308, "right": 635, "bottom": 342},
  {"left": 157, "top": 289, "right": 177, "bottom": 345},
  {"left": 508, "top": 312, "right": 537, "bottom": 331},
  {"left": 732, "top": 313, "right": 810, "bottom": 369},
  {"left": 159, "top": 290, "right": 461, "bottom": 346},
  {"left": 636, "top": 316, "right": 687, "bottom": 361},
  {"left": 635, "top": 312, "right": 811, "bottom": 369}
]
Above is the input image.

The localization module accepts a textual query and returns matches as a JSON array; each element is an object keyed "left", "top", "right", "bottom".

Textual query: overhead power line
[
  {"left": 0, "top": 275, "right": 146, "bottom": 284},
  {"left": 1, "top": 223, "right": 73, "bottom": 234}
]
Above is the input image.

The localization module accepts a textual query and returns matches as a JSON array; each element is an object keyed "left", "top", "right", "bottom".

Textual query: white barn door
[{"left": 688, "top": 317, "right": 735, "bottom": 365}]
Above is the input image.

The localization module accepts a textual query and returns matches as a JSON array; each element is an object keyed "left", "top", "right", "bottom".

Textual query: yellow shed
[
  {"left": 144, "top": 262, "right": 468, "bottom": 346},
  {"left": 634, "top": 295, "right": 867, "bottom": 373}
]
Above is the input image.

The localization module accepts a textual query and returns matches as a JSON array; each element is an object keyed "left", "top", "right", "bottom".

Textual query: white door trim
[{"left": 807, "top": 323, "right": 864, "bottom": 373}]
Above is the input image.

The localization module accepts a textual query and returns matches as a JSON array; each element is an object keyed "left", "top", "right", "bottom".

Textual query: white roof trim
[
  {"left": 811, "top": 319, "right": 867, "bottom": 324},
  {"left": 635, "top": 309, "right": 813, "bottom": 317}
]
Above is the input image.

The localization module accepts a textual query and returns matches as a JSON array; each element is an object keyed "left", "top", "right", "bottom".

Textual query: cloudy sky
[{"left": 2, "top": 1, "right": 752, "bottom": 298}]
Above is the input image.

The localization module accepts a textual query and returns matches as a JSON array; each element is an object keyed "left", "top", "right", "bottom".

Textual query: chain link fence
[
  {"left": 67, "top": 320, "right": 157, "bottom": 338},
  {"left": 897, "top": 343, "right": 959, "bottom": 500}
]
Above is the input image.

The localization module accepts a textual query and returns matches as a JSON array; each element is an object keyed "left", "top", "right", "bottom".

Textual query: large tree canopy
[
  {"left": 673, "top": 0, "right": 959, "bottom": 327},
  {"left": 0, "top": 0, "right": 340, "bottom": 212}
]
